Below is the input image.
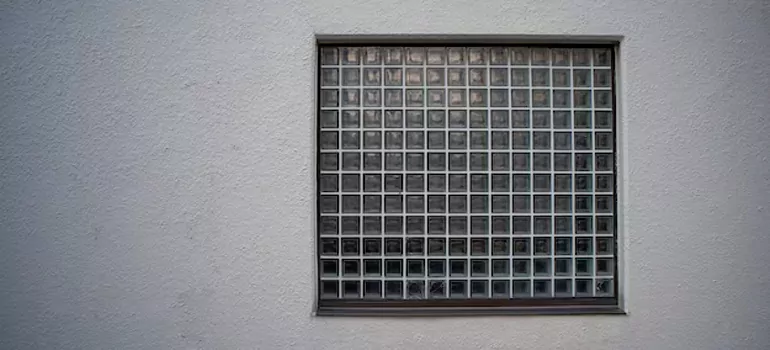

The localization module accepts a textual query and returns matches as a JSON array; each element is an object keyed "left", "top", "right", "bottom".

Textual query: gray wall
[{"left": 1, "top": 1, "right": 769, "bottom": 349}]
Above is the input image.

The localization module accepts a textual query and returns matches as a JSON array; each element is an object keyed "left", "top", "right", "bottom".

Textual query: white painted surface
[{"left": 1, "top": 1, "right": 768, "bottom": 349}]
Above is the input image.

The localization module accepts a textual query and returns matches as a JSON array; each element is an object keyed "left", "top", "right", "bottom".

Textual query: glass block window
[{"left": 317, "top": 45, "right": 617, "bottom": 313}]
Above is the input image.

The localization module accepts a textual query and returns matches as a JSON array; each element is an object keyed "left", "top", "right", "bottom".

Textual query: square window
[{"left": 317, "top": 45, "right": 617, "bottom": 309}]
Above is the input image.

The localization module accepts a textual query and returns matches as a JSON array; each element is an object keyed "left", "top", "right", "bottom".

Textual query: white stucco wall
[{"left": 1, "top": 0, "right": 769, "bottom": 349}]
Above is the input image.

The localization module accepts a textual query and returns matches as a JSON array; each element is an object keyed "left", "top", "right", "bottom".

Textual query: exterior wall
[{"left": 1, "top": 1, "right": 768, "bottom": 349}]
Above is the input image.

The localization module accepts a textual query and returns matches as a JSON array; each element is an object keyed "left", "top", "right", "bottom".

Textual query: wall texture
[{"left": 1, "top": 0, "right": 769, "bottom": 349}]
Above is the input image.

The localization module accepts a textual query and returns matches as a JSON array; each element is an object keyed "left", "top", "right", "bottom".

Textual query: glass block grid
[{"left": 317, "top": 46, "right": 616, "bottom": 303}]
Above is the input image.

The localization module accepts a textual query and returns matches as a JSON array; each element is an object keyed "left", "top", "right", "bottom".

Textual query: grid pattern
[{"left": 317, "top": 46, "right": 616, "bottom": 302}]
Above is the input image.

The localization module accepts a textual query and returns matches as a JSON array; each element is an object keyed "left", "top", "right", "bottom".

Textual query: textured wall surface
[{"left": 1, "top": 1, "right": 769, "bottom": 349}]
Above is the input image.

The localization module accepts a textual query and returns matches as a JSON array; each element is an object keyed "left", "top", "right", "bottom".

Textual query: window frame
[{"left": 315, "top": 38, "right": 623, "bottom": 316}]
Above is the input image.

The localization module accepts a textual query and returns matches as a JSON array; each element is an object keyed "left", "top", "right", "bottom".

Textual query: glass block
[
  {"left": 491, "top": 174, "right": 510, "bottom": 192},
  {"left": 448, "top": 195, "right": 467, "bottom": 213},
  {"left": 597, "top": 258, "right": 613, "bottom": 276},
  {"left": 426, "top": 68, "right": 445, "bottom": 86},
  {"left": 513, "top": 280, "right": 531, "bottom": 297},
  {"left": 553, "top": 153, "right": 571, "bottom": 171},
  {"left": 428, "top": 260, "right": 445, "bottom": 277},
  {"left": 512, "top": 258, "right": 530, "bottom": 277},
  {"left": 363, "top": 280, "right": 382, "bottom": 298},
  {"left": 427, "top": 153, "right": 446, "bottom": 170},
  {"left": 405, "top": 174, "right": 424, "bottom": 192},
  {"left": 363, "top": 153, "right": 382, "bottom": 171},
  {"left": 447, "top": 68, "right": 465, "bottom": 86},
  {"left": 572, "top": 49, "right": 590, "bottom": 66},
  {"left": 321, "top": 216, "right": 338, "bottom": 235},
  {"left": 485, "top": 131, "right": 503, "bottom": 150},
  {"left": 552, "top": 69, "right": 570, "bottom": 87},
  {"left": 572, "top": 132, "right": 590, "bottom": 150},
  {"left": 321, "top": 195, "right": 339, "bottom": 213},
  {"left": 552, "top": 89, "right": 570, "bottom": 108},
  {"left": 363, "top": 237, "right": 381, "bottom": 255},
  {"left": 341, "top": 131, "right": 360, "bottom": 149},
  {"left": 575, "top": 153, "right": 592, "bottom": 171},
  {"left": 575, "top": 174, "right": 592, "bottom": 192},
  {"left": 533, "top": 195, "right": 550, "bottom": 213},
  {"left": 488, "top": 89, "right": 508, "bottom": 107},
  {"left": 407, "top": 238, "right": 424, "bottom": 254},
  {"left": 385, "top": 131, "right": 404, "bottom": 149},
  {"left": 471, "top": 239, "right": 488, "bottom": 256},
  {"left": 554, "top": 174, "right": 572, "bottom": 192},
  {"left": 555, "top": 216, "right": 571, "bottom": 235},
  {"left": 428, "top": 217, "right": 446, "bottom": 235},
  {"left": 553, "top": 132, "right": 571, "bottom": 150},
  {"left": 594, "top": 48, "right": 611, "bottom": 66},
  {"left": 384, "top": 217, "right": 403, "bottom": 235},
  {"left": 531, "top": 48, "right": 549, "bottom": 65},
  {"left": 448, "top": 131, "right": 467, "bottom": 150},
  {"left": 511, "top": 153, "right": 529, "bottom": 171},
  {"left": 341, "top": 89, "right": 360, "bottom": 107},
  {"left": 596, "top": 216, "right": 613, "bottom": 235},
  {"left": 448, "top": 153, "right": 467, "bottom": 171},
  {"left": 511, "top": 89, "right": 529, "bottom": 107},
  {"left": 427, "top": 195, "right": 446, "bottom": 213},
  {"left": 595, "top": 111, "right": 612, "bottom": 128},
  {"left": 596, "top": 279, "right": 613, "bottom": 296},
  {"left": 362, "top": 110, "right": 381, "bottom": 128},
  {"left": 554, "top": 279, "right": 571, "bottom": 296},
  {"left": 320, "top": 174, "right": 338, "bottom": 192},
  {"left": 427, "top": 131, "right": 445, "bottom": 149},
  {"left": 450, "top": 260, "right": 467, "bottom": 277},
  {"left": 321, "top": 89, "right": 339, "bottom": 107},
  {"left": 513, "top": 174, "right": 530, "bottom": 192},
  {"left": 575, "top": 279, "right": 592, "bottom": 296},
  {"left": 322, "top": 260, "right": 338, "bottom": 277},
  {"left": 449, "top": 216, "right": 467, "bottom": 235},
  {"left": 383, "top": 153, "right": 403, "bottom": 171},
  {"left": 363, "top": 131, "right": 381, "bottom": 149},
  {"left": 427, "top": 110, "right": 446, "bottom": 128},
  {"left": 320, "top": 131, "right": 338, "bottom": 150},
  {"left": 596, "top": 174, "right": 613, "bottom": 192},
  {"left": 512, "top": 131, "right": 530, "bottom": 150},
  {"left": 575, "top": 258, "right": 592, "bottom": 276},
  {"left": 533, "top": 259, "right": 550, "bottom": 277},
  {"left": 449, "top": 280, "right": 467, "bottom": 298},
  {"left": 469, "top": 153, "right": 487, "bottom": 171},
  {"left": 555, "top": 237, "right": 572, "bottom": 255},
  {"left": 405, "top": 68, "right": 423, "bottom": 86},
  {"left": 363, "top": 195, "right": 382, "bottom": 213},
  {"left": 448, "top": 89, "right": 466, "bottom": 107},
  {"left": 384, "top": 195, "right": 403, "bottom": 213},
  {"left": 321, "top": 47, "right": 338, "bottom": 65},
  {"left": 321, "top": 237, "right": 339, "bottom": 255},
  {"left": 574, "top": 90, "right": 590, "bottom": 108},
  {"left": 385, "top": 280, "right": 403, "bottom": 298},
  {"left": 492, "top": 280, "right": 509, "bottom": 298},
  {"left": 407, "top": 281, "right": 425, "bottom": 299},
  {"left": 533, "top": 280, "right": 550, "bottom": 297},
  {"left": 571, "top": 111, "right": 590, "bottom": 129},
  {"left": 491, "top": 237, "right": 510, "bottom": 255},
  {"left": 427, "top": 47, "right": 445, "bottom": 65},
  {"left": 321, "top": 68, "right": 339, "bottom": 87},
  {"left": 362, "top": 47, "right": 381, "bottom": 64},
  {"left": 384, "top": 47, "right": 403, "bottom": 65},
  {"left": 428, "top": 174, "right": 447, "bottom": 192},
  {"left": 341, "top": 195, "right": 360, "bottom": 213},
  {"left": 531, "top": 68, "right": 549, "bottom": 86},
  {"left": 485, "top": 111, "right": 507, "bottom": 130},
  {"left": 491, "top": 195, "right": 509, "bottom": 213},
  {"left": 551, "top": 48, "right": 569, "bottom": 66},
  {"left": 407, "top": 259, "right": 424, "bottom": 277},
  {"left": 512, "top": 237, "right": 530, "bottom": 255},
  {"left": 594, "top": 90, "right": 612, "bottom": 108},
  {"left": 363, "top": 68, "right": 382, "bottom": 88},
  {"left": 575, "top": 237, "right": 593, "bottom": 255},
  {"left": 406, "top": 195, "right": 424, "bottom": 213},
  {"left": 340, "top": 174, "right": 359, "bottom": 192},
  {"left": 405, "top": 153, "right": 424, "bottom": 171},
  {"left": 596, "top": 236, "right": 614, "bottom": 254},
  {"left": 470, "top": 216, "right": 488, "bottom": 235},
  {"left": 320, "top": 153, "right": 338, "bottom": 171},
  {"left": 468, "top": 47, "right": 485, "bottom": 65},
  {"left": 406, "top": 89, "right": 425, "bottom": 107},
  {"left": 360, "top": 89, "right": 380, "bottom": 107},
  {"left": 406, "top": 47, "right": 425, "bottom": 65},
  {"left": 511, "top": 68, "right": 529, "bottom": 87},
  {"left": 385, "top": 240, "right": 403, "bottom": 257},
  {"left": 531, "top": 216, "right": 549, "bottom": 235},
  {"left": 553, "top": 111, "right": 571, "bottom": 129},
  {"left": 554, "top": 195, "right": 571, "bottom": 213},
  {"left": 510, "top": 47, "right": 529, "bottom": 65},
  {"left": 427, "top": 89, "right": 445, "bottom": 107},
  {"left": 573, "top": 69, "right": 591, "bottom": 87},
  {"left": 596, "top": 132, "right": 613, "bottom": 150},
  {"left": 341, "top": 238, "right": 359, "bottom": 256},
  {"left": 428, "top": 281, "right": 446, "bottom": 298},
  {"left": 384, "top": 89, "right": 402, "bottom": 107},
  {"left": 341, "top": 68, "right": 360, "bottom": 86},
  {"left": 449, "top": 239, "right": 467, "bottom": 256},
  {"left": 513, "top": 195, "right": 530, "bottom": 213},
  {"left": 363, "top": 216, "right": 382, "bottom": 235},
  {"left": 448, "top": 174, "right": 467, "bottom": 193},
  {"left": 532, "top": 131, "right": 550, "bottom": 150},
  {"left": 490, "top": 68, "right": 508, "bottom": 86},
  {"left": 471, "top": 260, "right": 488, "bottom": 278},
  {"left": 384, "top": 110, "right": 403, "bottom": 128},
  {"left": 469, "top": 174, "right": 488, "bottom": 192},
  {"left": 506, "top": 111, "right": 527, "bottom": 129},
  {"left": 321, "top": 280, "right": 339, "bottom": 299},
  {"left": 341, "top": 216, "right": 359, "bottom": 235},
  {"left": 340, "top": 47, "right": 360, "bottom": 65},
  {"left": 404, "top": 131, "right": 424, "bottom": 150}
]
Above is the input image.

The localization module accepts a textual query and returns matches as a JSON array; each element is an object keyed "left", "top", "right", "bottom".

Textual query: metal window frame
[{"left": 314, "top": 36, "right": 624, "bottom": 316}]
